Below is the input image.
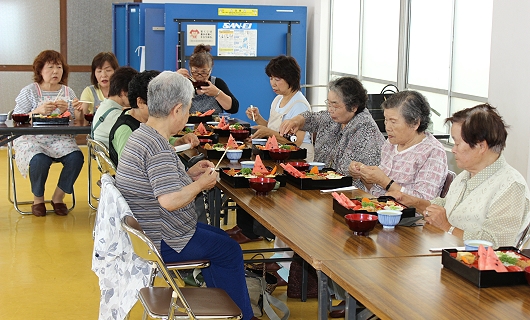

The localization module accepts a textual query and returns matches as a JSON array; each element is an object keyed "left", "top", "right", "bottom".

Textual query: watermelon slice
[
  {"left": 226, "top": 134, "right": 239, "bottom": 149},
  {"left": 201, "top": 109, "right": 215, "bottom": 116},
  {"left": 265, "top": 135, "right": 279, "bottom": 150},
  {"left": 218, "top": 116, "right": 228, "bottom": 129},
  {"left": 477, "top": 245, "right": 487, "bottom": 270},
  {"left": 484, "top": 246, "right": 508, "bottom": 272},
  {"left": 332, "top": 192, "right": 347, "bottom": 206},
  {"left": 196, "top": 122, "right": 208, "bottom": 135},
  {"left": 61, "top": 110, "right": 71, "bottom": 118},
  {"left": 252, "top": 155, "right": 269, "bottom": 175},
  {"left": 281, "top": 163, "right": 304, "bottom": 178}
]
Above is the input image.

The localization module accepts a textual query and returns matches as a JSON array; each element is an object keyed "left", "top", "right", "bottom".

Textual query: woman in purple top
[{"left": 349, "top": 90, "right": 448, "bottom": 200}]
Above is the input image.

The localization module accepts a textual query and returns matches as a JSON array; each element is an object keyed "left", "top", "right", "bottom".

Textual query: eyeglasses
[
  {"left": 325, "top": 99, "right": 343, "bottom": 111},
  {"left": 190, "top": 69, "right": 211, "bottom": 77}
]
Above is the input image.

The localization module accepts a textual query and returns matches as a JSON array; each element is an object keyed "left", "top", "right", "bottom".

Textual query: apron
[{"left": 268, "top": 95, "right": 314, "bottom": 162}]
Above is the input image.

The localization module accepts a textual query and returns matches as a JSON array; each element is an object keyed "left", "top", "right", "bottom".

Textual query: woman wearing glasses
[
  {"left": 177, "top": 44, "right": 239, "bottom": 114},
  {"left": 280, "top": 76, "right": 385, "bottom": 189}
]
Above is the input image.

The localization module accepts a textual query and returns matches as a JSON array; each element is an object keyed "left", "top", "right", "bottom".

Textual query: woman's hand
[
  {"left": 176, "top": 133, "right": 200, "bottom": 148},
  {"left": 251, "top": 125, "right": 275, "bottom": 139},
  {"left": 54, "top": 99, "right": 69, "bottom": 114},
  {"left": 35, "top": 101, "right": 58, "bottom": 115},
  {"left": 279, "top": 115, "right": 304, "bottom": 136},
  {"left": 348, "top": 161, "right": 363, "bottom": 179},
  {"left": 177, "top": 68, "right": 191, "bottom": 79},
  {"left": 245, "top": 106, "right": 261, "bottom": 121},
  {"left": 188, "top": 160, "right": 215, "bottom": 180},
  {"left": 423, "top": 204, "right": 451, "bottom": 231},
  {"left": 357, "top": 165, "right": 388, "bottom": 186}
]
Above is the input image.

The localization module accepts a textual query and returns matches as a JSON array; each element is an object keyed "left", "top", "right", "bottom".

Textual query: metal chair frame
[
  {"left": 7, "top": 110, "right": 75, "bottom": 214},
  {"left": 86, "top": 136, "right": 115, "bottom": 209},
  {"left": 121, "top": 216, "right": 242, "bottom": 320}
]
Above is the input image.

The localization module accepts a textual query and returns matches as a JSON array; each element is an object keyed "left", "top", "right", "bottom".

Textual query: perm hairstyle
[
  {"left": 90, "top": 52, "right": 119, "bottom": 88},
  {"left": 382, "top": 90, "right": 431, "bottom": 133},
  {"left": 128, "top": 70, "right": 161, "bottom": 109},
  {"left": 446, "top": 104, "right": 508, "bottom": 153},
  {"left": 189, "top": 44, "right": 214, "bottom": 69},
  {"left": 147, "top": 71, "right": 194, "bottom": 118},
  {"left": 33, "top": 50, "right": 69, "bottom": 84},
  {"left": 108, "top": 67, "right": 138, "bottom": 97},
  {"left": 265, "top": 55, "right": 301, "bottom": 92},
  {"left": 328, "top": 77, "right": 367, "bottom": 115}
]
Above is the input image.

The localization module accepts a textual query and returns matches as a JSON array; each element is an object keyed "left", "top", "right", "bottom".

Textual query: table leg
[
  {"left": 208, "top": 187, "right": 222, "bottom": 228},
  {"left": 317, "top": 271, "right": 329, "bottom": 320},
  {"left": 344, "top": 294, "right": 356, "bottom": 320}
]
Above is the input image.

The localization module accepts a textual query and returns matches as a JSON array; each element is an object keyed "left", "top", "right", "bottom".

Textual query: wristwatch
[{"left": 447, "top": 226, "right": 455, "bottom": 235}]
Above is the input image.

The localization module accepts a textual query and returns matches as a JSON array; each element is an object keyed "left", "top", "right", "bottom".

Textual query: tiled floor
[{"left": 0, "top": 146, "right": 338, "bottom": 319}]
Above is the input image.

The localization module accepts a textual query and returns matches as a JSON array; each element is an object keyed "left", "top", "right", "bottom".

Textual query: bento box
[
  {"left": 332, "top": 196, "right": 416, "bottom": 220},
  {"left": 284, "top": 168, "right": 353, "bottom": 190},
  {"left": 219, "top": 167, "right": 287, "bottom": 188},
  {"left": 441, "top": 247, "right": 530, "bottom": 288},
  {"left": 252, "top": 146, "right": 308, "bottom": 160}
]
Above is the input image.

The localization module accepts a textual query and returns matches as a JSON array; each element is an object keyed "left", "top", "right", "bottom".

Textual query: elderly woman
[
  {"left": 115, "top": 71, "right": 253, "bottom": 320},
  {"left": 13, "top": 50, "right": 84, "bottom": 217},
  {"left": 349, "top": 90, "right": 448, "bottom": 199},
  {"left": 280, "top": 76, "right": 385, "bottom": 189},
  {"left": 245, "top": 55, "right": 314, "bottom": 161},
  {"left": 177, "top": 44, "right": 239, "bottom": 114},
  {"left": 390, "top": 104, "right": 530, "bottom": 248}
]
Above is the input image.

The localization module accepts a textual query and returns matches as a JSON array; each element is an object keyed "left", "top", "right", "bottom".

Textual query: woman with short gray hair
[{"left": 349, "top": 90, "right": 448, "bottom": 199}]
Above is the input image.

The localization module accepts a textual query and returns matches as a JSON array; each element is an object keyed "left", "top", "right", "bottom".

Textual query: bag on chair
[{"left": 366, "top": 84, "right": 399, "bottom": 133}]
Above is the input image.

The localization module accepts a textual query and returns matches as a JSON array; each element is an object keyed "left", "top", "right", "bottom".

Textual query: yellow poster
[{"left": 218, "top": 8, "right": 258, "bottom": 17}]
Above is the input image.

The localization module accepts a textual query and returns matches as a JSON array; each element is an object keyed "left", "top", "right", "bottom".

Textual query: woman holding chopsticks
[
  {"left": 13, "top": 50, "right": 84, "bottom": 217},
  {"left": 176, "top": 44, "right": 239, "bottom": 114}
]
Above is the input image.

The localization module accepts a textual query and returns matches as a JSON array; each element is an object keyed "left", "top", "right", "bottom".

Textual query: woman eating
[
  {"left": 389, "top": 104, "right": 530, "bottom": 248},
  {"left": 245, "top": 55, "right": 314, "bottom": 161},
  {"left": 13, "top": 50, "right": 84, "bottom": 217},
  {"left": 115, "top": 71, "right": 253, "bottom": 320},
  {"left": 280, "top": 76, "right": 385, "bottom": 189},
  {"left": 74, "top": 52, "right": 119, "bottom": 120},
  {"left": 349, "top": 90, "right": 448, "bottom": 199},
  {"left": 177, "top": 44, "right": 239, "bottom": 114}
]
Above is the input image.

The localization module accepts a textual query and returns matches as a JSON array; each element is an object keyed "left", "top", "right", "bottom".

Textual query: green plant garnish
[
  {"left": 496, "top": 252, "right": 519, "bottom": 265},
  {"left": 280, "top": 144, "right": 291, "bottom": 150},
  {"left": 240, "top": 168, "right": 252, "bottom": 175}
]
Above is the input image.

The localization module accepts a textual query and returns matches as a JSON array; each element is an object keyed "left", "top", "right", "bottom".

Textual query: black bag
[
  {"left": 366, "top": 84, "right": 399, "bottom": 133},
  {"left": 286, "top": 254, "right": 318, "bottom": 299},
  {"left": 245, "top": 265, "right": 289, "bottom": 320}
]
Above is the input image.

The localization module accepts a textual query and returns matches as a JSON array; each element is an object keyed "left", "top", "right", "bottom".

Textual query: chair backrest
[
  {"left": 121, "top": 216, "right": 195, "bottom": 318},
  {"left": 87, "top": 136, "right": 116, "bottom": 175},
  {"left": 440, "top": 170, "right": 456, "bottom": 198},
  {"left": 516, "top": 221, "right": 530, "bottom": 250}
]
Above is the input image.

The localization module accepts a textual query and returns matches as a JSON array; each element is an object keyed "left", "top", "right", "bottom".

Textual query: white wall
[
  {"left": 144, "top": 0, "right": 330, "bottom": 105},
  {"left": 489, "top": 1, "right": 530, "bottom": 181}
]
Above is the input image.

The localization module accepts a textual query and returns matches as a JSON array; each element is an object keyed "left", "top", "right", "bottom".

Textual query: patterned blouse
[
  {"left": 431, "top": 155, "right": 530, "bottom": 247},
  {"left": 370, "top": 132, "right": 448, "bottom": 199},
  {"left": 301, "top": 108, "right": 385, "bottom": 189},
  {"left": 13, "top": 83, "right": 79, "bottom": 177}
]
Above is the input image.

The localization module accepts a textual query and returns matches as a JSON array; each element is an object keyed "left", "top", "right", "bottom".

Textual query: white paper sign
[
  {"left": 187, "top": 25, "right": 216, "bottom": 46},
  {"left": 217, "top": 22, "right": 257, "bottom": 57}
]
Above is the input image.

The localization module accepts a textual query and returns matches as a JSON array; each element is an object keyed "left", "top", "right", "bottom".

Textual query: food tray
[
  {"left": 219, "top": 167, "right": 287, "bottom": 188},
  {"left": 32, "top": 115, "right": 70, "bottom": 126},
  {"left": 441, "top": 247, "right": 529, "bottom": 288},
  {"left": 332, "top": 196, "right": 416, "bottom": 220},
  {"left": 252, "top": 147, "right": 308, "bottom": 160},
  {"left": 175, "top": 133, "right": 219, "bottom": 144},
  {"left": 199, "top": 147, "right": 252, "bottom": 160},
  {"left": 187, "top": 115, "right": 213, "bottom": 123},
  {"left": 285, "top": 168, "right": 353, "bottom": 190}
]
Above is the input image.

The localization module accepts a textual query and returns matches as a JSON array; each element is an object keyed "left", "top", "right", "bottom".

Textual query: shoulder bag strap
[
  {"left": 261, "top": 278, "right": 290, "bottom": 320},
  {"left": 90, "top": 107, "right": 116, "bottom": 139}
]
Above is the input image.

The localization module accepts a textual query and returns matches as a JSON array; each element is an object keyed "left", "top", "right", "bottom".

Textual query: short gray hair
[
  {"left": 382, "top": 90, "right": 431, "bottom": 133},
  {"left": 147, "top": 71, "right": 194, "bottom": 117}
]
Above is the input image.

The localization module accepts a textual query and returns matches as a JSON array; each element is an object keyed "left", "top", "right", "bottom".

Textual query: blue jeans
[
  {"left": 161, "top": 223, "right": 254, "bottom": 320},
  {"left": 28, "top": 151, "right": 84, "bottom": 197}
]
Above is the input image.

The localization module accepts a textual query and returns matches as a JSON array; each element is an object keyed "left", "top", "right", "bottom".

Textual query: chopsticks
[
  {"left": 53, "top": 87, "right": 64, "bottom": 102},
  {"left": 213, "top": 148, "right": 229, "bottom": 171},
  {"left": 250, "top": 105, "right": 256, "bottom": 121}
]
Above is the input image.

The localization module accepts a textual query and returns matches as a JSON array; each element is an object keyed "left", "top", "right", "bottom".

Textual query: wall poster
[
  {"left": 217, "top": 22, "right": 257, "bottom": 57},
  {"left": 186, "top": 25, "right": 216, "bottom": 46}
]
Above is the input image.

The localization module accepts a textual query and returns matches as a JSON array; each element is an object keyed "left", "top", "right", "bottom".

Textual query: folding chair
[
  {"left": 7, "top": 111, "right": 75, "bottom": 215},
  {"left": 86, "top": 136, "right": 113, "bottom": 209},
  {"left": 121, "top": 215, "right": 242, "bottom": 320},
  {"left": 440, "top": 170, "right": 456, "bottom": 198}
]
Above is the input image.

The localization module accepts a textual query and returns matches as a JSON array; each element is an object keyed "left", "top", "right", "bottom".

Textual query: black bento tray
[
  {"left": 199, "top": 147, "right": 252, "bottom": 160},
  {"left": 175, "top": 133, "right": 219, "bottom": 144},
  {"left": 32, "top": 115, "right": 70, "bottom": 126},
  {"left": 219, "top": 167, "right": 287, "bottom": 188},
  {"left": 285, "top": 168, "right": 353, "bottom": 190},
  {"left": 187, "top": 115, "right": 213, "bottom": 123},
  {"left": 332, "top": 196, "right": 416, "bottom": 220},
  {"left": 252, "top": 146, "right": 308, "bottom": 160},
  {"left": 442, "top": 247, "right": 529, "bottom": 288}
]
